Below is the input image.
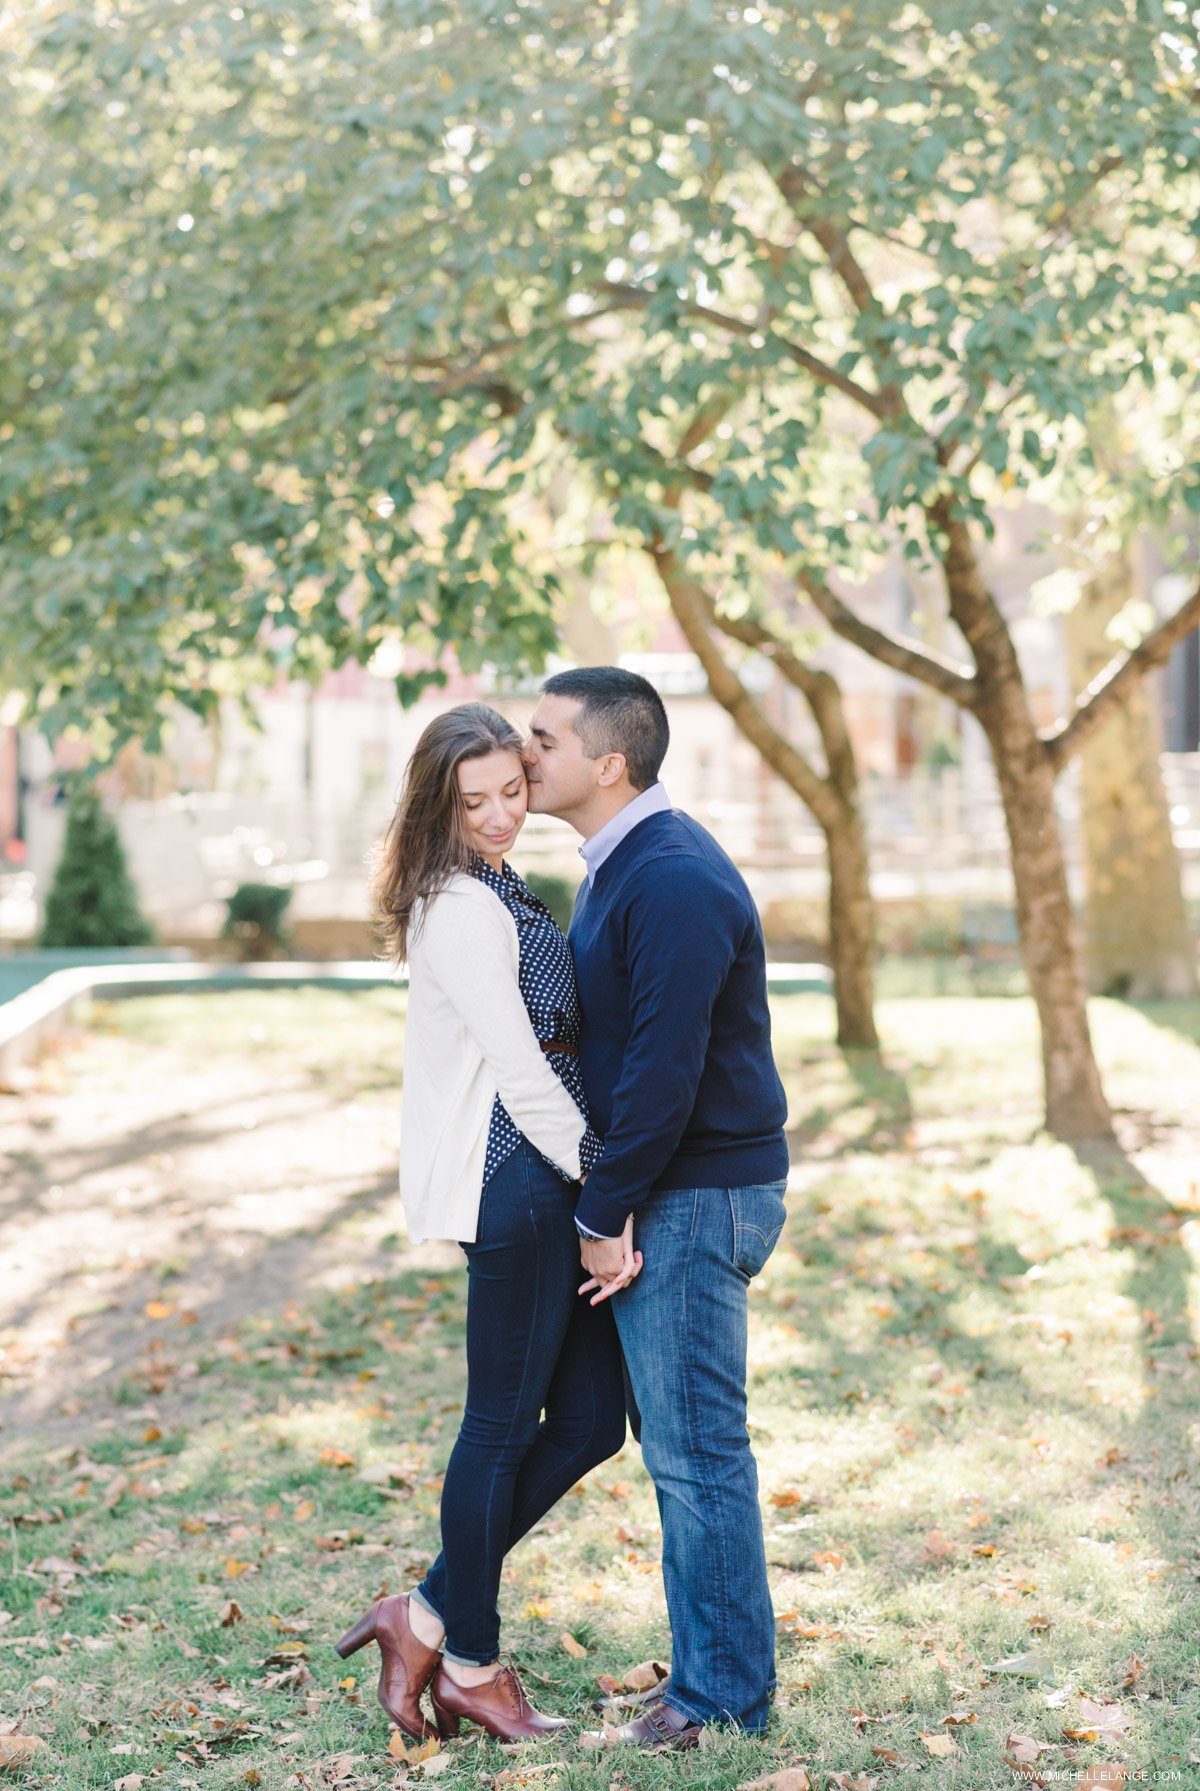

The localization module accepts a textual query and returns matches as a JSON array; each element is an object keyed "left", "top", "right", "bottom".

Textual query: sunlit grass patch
[{"left": 0, "top": 988, "right": 1198, "bottom": 1785}]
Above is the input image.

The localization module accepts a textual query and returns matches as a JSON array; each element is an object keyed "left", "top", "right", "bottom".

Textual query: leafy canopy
[{"left": 1, "top": 0, "right": 1197, "bottom": 752}]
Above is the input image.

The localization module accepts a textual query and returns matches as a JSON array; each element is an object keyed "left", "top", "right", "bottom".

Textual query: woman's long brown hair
[{"left": 371, "top": 701, "right": 525, "bottom": 963}]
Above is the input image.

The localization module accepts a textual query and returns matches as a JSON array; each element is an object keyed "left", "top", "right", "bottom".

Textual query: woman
[{"left": 336, "top": 703, "right": 635, "bottom": 1744}]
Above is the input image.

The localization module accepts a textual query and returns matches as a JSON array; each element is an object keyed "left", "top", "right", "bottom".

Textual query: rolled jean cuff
[{"left": 444, "top": 1645, "right": 500, "bottom": 1669}]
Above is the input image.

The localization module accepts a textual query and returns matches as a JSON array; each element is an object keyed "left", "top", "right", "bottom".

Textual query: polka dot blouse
[{"left": 469, "top": 854, "right": 603, "bottom": 1189}]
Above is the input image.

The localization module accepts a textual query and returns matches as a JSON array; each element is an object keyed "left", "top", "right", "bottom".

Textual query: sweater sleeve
[
  {"left": 420, "top": 887, "right": 591, "bottom": 1181},
  {"left": 573, "top": 859, "right": 741, "bottom": 1237}
]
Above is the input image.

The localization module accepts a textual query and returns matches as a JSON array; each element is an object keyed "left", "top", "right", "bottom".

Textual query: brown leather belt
[{"left": 540, "top": 1040, "right": 579, "bottom": 1056}]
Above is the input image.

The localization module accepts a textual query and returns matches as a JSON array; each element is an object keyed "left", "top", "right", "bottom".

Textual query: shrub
[
  {"left": 522, "top": 870, "right": 578, "bottom": 932},
  {"left": 39, "top": 786, "right": 154, "bottom": 948},
  {"left": 222, "top": 881, "right": 293, "bottom": 960}
]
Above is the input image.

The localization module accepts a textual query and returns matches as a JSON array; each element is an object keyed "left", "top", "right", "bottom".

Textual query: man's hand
[{"left": 579, "top": 1214, "right": 642, "bottom": 1305}]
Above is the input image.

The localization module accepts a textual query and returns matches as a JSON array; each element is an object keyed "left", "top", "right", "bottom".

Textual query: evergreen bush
[
  {"left": 39, "top": 786, "right": 154, "bottom": 948},
  {"left": 222, "top": 881, "right": 293, "bottom": 960}
]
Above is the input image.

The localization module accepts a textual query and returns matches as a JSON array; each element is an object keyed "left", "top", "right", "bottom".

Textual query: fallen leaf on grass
[
  {"left": 318, "top": 1448, "right": 356, "bottom": 1469},
  {"left": 113, "top": 1777, "right": 144, "bottom": 1790},
  {"left": 870, "top": 1746, "right": 906, "bottom": 1765},
  {"left": 827, "top": 1774, "right": 878, "bottom": 1790},
  {"left": 224, "top": 1558, "right": 256, "bottom": 1579},
  {"left": 984, "top": 1648, "right": 1053, "bottom": 1679},
  {"left": 1007, "top": 1733, "right": 1047, "bottom": 1763},
  {"left": 1119, "top": 1654, "right": 1146, "bottom": 1689},
  {"left": 0, "top": 1735, "right": 48, "bottom": 1769},
  {"left": 1028, "top": 1614, "right": 1052, "bottom": 1632},
  {"left": 813, "top": 1550, "right": 846, "bottom": 1571},
  {"left": 770, "top": 1489, "right": 804, "bottom": 1508},
  {"left": 560, "top": 1632, "right": 587, "bottom": 1659},
  {"left": 622, "top": 1659, "right": 669, "bottom": 1692},
  {"left": 941, "top": 1711, "right": 977, "bottom": 1727},
  {"left": 1075, "top": 1769, "right": 1128, "bottom": 1788},
  {"left": 1062, "top": 1698, "right": 1132, "bottom": 1745},
  {"left": 919, "top": 1731, "right": 957, "bottom": 1757},
  {"left": 219, "top": 1601, "right": 243, "bottom": 1628},
  {"left": 921, "top": 1529, "right": 956, "bottom": 1563},
  {"left": 737, "top": 1770, "right": 811, "bottom": 1791},
  {"left": 144, "top": 1299, "right": 174, "bottom": 1320},
  {"left": 388, "top": 1733, "right": 441, "bottom": 1764}
]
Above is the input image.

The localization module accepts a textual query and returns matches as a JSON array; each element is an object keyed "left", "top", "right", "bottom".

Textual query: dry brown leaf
[
  {"left": 1006, "top": 1733, "right": 1046, "bottom": 1763},
  {"left": 770, "top": 1489, "right": 804, "bottom": 1508},
  {"left": 971, "top": 1542, "right": 997, "bottom": 1557},
  {"left": 813, "top": 1550, "right": 846, "bottom": 1571},
  {"left": 113, "top": 1777, "right": 145, "bottom": 1791},
  {"left": 1119, "top": 1653, "right": 1146, "bottom": 1690},
  {"left": 870, "top": 1746, "right": 905, "bottom": 1765},
  {"left": 318, "top": 1447, "right": 356, "bottom": 1469},
  {"left": 941, "top": 1711, "right": 977, "bottom": 1726},
  {"left": 737, "top": 1770, "right": 811, "bottom": 1791},
  {"left": 826, "top": 1774, "right": 878, "bottom": 1791},
  {"left": 0, "top": 1735, "right": 48, "bottom": 1769},
  {"left": 560, "top": 1631, "right": 588, "bottom": 1659},
  {"left": 387, "top": 1732, "right": 441, "bottom": 1763},
  {"left": 622, "top": 1659, "right": 669, "bottom": 1692},
  {"left": 220, "top": 1600, "right": 243, "bottom": 1627},
  {"left": 921, "top": 1529, "right": 956, "bottom": 1562},
  {"left": 224, "top": 1558, "right": 254, "bottom": 1579},
  {"left": 144, "top": 1299, "right": 174, "bottom": 1320},
  {"left": 293, "top": 1500, "right": 316, "bottom": 1522},
  {"left": 1078, "top": 1698, "right": 1132, "bottom": 1740},
  {"left": 919, "top": 1731, "right": 957, "bottom": 1757},
  {"left": 1076, "top": 1769, "right": 1128, "bottom": 1788}
]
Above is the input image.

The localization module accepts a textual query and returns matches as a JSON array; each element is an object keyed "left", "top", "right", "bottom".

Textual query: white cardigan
[{"left": 398, "top": 873, "right": 590, "bottom": 1244}]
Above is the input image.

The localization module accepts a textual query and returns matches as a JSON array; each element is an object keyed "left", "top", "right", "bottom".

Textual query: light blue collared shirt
[
  {"left": 574, "top": 781, "right": 672, "bottom": 1240},
  {"left": 579, "top": 782, "right": 671, "bottom": 887}
]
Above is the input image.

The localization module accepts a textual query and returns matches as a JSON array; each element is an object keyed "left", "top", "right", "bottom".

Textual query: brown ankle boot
[
  {"left": 335, "top": 1593, "right": 440, "bottom": 1740},
  {"left": 429, "top": 1660, "right": 570, "bottom": 1742}
]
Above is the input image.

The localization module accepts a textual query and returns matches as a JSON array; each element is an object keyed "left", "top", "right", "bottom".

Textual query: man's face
[{"left": 524, "top": 694, "right": 596, "bottom": 818}]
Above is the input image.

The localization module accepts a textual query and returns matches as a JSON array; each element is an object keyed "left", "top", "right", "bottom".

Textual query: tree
[
  {"left": 1063, "top": 551, "right": 1197, "bottom": 999},
  {"left": 40, "top": 785, "right": 154, "bottom": 948},
  {"left": 3, "top": 1, "right": 1200, "bottom": 1127}
]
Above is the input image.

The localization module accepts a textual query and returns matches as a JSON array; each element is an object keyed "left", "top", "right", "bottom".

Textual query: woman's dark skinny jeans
[{"left": 413, "top": 1139, "right": 626, "bottom": 1665}]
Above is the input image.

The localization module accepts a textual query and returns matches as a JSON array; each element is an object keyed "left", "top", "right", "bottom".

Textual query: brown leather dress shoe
[
  {"left": 334, "top": 1593, "right": 440, "bottom": 1741},
  {"left": 429, "top": 1661, "right": 570, "bottom": 1742},
  {"left": 589, "top": 1699, "right": 704, "bottom": 1750}
]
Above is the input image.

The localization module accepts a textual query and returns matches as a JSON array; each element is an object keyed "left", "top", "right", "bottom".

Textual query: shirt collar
[{"left": 579, "top": 782, "right": 671, "bottom": 887}]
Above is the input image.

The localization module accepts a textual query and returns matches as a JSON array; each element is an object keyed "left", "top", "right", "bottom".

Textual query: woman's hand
[{"left": 578, "top": 1214, "right": 642, "bottom": 1306}]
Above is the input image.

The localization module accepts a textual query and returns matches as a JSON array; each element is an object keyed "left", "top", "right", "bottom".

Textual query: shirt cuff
[{"left": 575, "top": 1217, "right": 620, "bottom": 1241}]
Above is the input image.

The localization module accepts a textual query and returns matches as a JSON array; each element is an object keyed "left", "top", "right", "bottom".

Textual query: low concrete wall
[{"left": 0, "top": 956, "right": 832, "bottom": 1088}]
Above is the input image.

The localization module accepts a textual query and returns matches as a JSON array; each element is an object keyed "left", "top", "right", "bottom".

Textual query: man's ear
[{"left": 595, "top": 751, "right": 627, "bottom": 789}]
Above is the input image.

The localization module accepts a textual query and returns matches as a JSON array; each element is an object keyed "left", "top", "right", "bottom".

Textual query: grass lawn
[{"left": 1, "top": 986, "right": 1198, "bottom": 1790}]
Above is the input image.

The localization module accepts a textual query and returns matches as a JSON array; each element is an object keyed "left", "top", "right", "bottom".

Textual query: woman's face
[{"left": 456, "top": 748, "right": 529, "bottom": 868}]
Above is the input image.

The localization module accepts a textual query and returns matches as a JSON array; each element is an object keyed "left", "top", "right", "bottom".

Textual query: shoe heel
[
  {"left": 431, "top": 1695, "right": 461, "bottom": 1740},
  {"left": 334, "top": 1608, "right": 378, "bottom": 1659}
]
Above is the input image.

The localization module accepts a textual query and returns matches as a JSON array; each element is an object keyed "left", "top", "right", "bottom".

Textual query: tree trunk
[
  {"left": 988, "top": 740, "right": 1114, "bottom": 1137},
  {"left": 936, "top": 509, "right": 1114, "bottom": 1140},
  {"left": 824, "top": 798, "right": 879, "bottom": 1049},
  {"left": 1063, "top": 552, "right": 1197, "bottom": 999},
  {"left": 647, "top": 539, "right": 880, "bottom": 1049}
]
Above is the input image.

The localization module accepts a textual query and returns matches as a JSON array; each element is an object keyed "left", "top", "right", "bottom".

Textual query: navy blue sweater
[{"left": 570, "top": 808, "right": 789, "bottom": 1239}]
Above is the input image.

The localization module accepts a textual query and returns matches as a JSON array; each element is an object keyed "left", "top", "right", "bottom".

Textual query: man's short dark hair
[{"left": 541, "top": 666, "right": 670, "bottom": 791}]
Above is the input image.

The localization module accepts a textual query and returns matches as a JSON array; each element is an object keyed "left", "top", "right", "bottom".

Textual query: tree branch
[
  {"left": 596, "top": 281, "right": 891, "bottom": 418},
  {"left": 647, "top": 532, "right": 844, "bottom": 829},
  {"left": 1044, "top": 581, "right": 1200, "bottom": 769},
  {"left": 797, "top": 570, "right": 980, "bottom": 707}
]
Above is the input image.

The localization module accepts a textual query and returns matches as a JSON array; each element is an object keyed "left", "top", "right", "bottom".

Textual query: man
[{"left": 524, "top": 666, "right": 789, "bottom": 1748}]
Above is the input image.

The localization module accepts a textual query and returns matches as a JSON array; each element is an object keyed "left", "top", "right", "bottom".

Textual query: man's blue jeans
[{"left": 612, "top": 1179, "right": 787, "bottom": 1735}]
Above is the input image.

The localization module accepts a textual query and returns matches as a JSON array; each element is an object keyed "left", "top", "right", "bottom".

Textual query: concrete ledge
[{"left": 0, "top": 955, "right": 831, "bottom": 1086}]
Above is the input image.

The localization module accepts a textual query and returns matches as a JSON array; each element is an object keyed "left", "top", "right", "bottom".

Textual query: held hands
[{"left": 578, "top": 1213, "right": 642, "bottom": 1306}]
